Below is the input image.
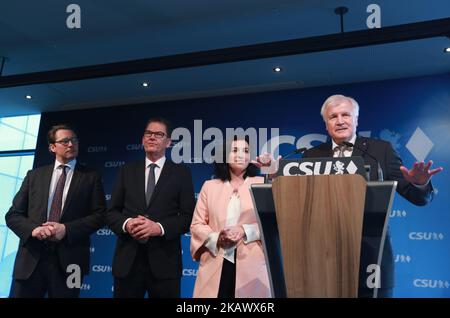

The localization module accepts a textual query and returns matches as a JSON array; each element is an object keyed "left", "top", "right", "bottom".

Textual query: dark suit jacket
[
  {"left": 5, "top": 162, "right": 106, "bottom": 280},
  {"left": 105, "top": 159, "right": 195, "bottom": 279},
  {"left": 303, "top": 136, "right": 434, "bottom": 289},
  {"left": 303, "top": 137, "right": 433, "bottom": 205}
]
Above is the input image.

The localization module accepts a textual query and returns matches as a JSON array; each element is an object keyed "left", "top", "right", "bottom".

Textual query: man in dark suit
[
  {"left": 105, "top": 117, "right": 195, "bottom": 298},
  {"left": 5, "top": 124, "right": 106, "bottom": 298},
  {"left": 303, "top": 94, "right": 443, "bottom": 297}
]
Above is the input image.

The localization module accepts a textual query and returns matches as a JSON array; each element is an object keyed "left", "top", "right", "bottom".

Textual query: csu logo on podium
[{"left": 279, "top": 157, "right": 366, "bottom": 177}]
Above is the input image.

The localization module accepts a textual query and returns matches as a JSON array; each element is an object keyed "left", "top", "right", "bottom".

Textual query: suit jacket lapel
[
  {"left": 138, "top": 160, "right": 147, "bottom": 211},
  {"left": 352, "top": 137, "right": 368, "bottom": 158},
  {"left": 147, "top": 160, "right": 174, "bottom": 208},
  {"left": 41, "top": 165, "right": 54, "bottom": 222},
  {"left": 323, "top": 142, "right": 334, "bottom": 157}
]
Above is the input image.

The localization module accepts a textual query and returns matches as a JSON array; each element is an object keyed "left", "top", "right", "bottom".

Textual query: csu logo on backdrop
[
  {"left": 413, "top": 279, "right": 450, "bottom": 289},
  {"left": 126, "top": 144, "right": 144, "bottom": 151},
  {"left": 80, "top": 283, "right": 91, "bottom": 291},
  {"left": 409, "top": 232, "right": 444, "bottom": 240},
  {"left": 105, "top": 161, "right": 125, "bottom": 168},
  {"left": 87, "top": 146, "right": 108, "bottom": 153},
  {"left": 379, "top": 129, "right": 401, "bottom": 152},
  {"left": 105, "top": 194, "right": 111, "bottom": 201},
  {"left": 390, "top": 210, "right": 407, "bottom": 218},
  {"left": 96, "top": 228, "right": 114, "bottom": 236},
  {"left": 394, "top": 254, "right": 411, "bottom": 263},
  {"left": 182, "top": 269, "right": 198, "bottom": 277},
  {"left": 92, "top": 265, "right": 113, "bottom": 273}
]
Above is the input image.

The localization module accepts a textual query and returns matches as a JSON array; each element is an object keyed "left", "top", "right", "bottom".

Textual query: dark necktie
[
  {"left": 48, "top": 165, "right": 68, "bottom": 222},
  {"left": 146, "top": 163, "right": 157, "bottom": 206}
]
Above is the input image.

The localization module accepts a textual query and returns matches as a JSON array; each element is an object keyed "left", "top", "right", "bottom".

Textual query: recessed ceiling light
[
  {"left": 445, "top": 47, "right": 450, "bottom": 53},
  {"left": 142, "top": 82, "right": 149, "bottom": 87},
  {"left": 25, "top": 95, "right": 32, "bottom": 99},
  {"left": 273, "top": 67, "right": 282, "bottom": 73}
]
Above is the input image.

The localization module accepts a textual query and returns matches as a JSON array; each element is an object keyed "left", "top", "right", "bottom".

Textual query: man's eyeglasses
[
  {"left": 144, "top": 130, "right": 166, "bottom": 139},
  {"left": 54, "top": 137, "right": 79, "bottom": 146}
]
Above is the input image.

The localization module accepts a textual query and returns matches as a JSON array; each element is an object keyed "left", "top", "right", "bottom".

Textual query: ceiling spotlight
[
  {"left": 25, "top": 95, "right": 32, "bottom": 99},
  {"left": 142, "top": 82, "right": 149, "bottom": 87},
  {"left": 445, "top": 47, "right": 450, "bottom": 53},
  {"left": 273, "top": 67, "right": 282, "bottom": 73}
]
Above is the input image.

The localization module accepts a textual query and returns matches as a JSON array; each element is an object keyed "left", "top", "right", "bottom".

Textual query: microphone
[
  {"left": 282, "top": 147, "right": 307, "bottom": 160},
  {"left": 342, "top": 141, "right": 384, "bottom": 181},
  {"left": 258, "top": 147, "right": 307, "bottom": 183}
]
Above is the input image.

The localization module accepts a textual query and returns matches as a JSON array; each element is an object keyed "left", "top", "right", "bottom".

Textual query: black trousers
[
  {"left": 114, "top": 244, "right": 180, "bottom": 298},
  {"left": 11, "top": 245, "right": 81, "bottom": 298},
  {"left": 217, "top": 254, "right": 236, "bottom": 298}
]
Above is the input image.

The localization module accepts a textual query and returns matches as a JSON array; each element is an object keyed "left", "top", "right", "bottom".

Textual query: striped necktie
[{"left": 48, "top": 165, "right": 68, "bottom": 222}]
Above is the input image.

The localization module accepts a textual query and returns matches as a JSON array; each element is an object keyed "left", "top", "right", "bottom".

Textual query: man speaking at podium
[{"left": 303, "top": 94, "right": 443, "bottom": 297}]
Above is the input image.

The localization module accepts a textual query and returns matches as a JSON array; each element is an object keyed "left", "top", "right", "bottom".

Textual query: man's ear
[{"left": 48, "top": 144, "right": 55, "bottom": 154}]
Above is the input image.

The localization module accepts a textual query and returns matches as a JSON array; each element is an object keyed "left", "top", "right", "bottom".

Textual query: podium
[{"left": 250, "top": 158, "right": 397, "bottom": 298}]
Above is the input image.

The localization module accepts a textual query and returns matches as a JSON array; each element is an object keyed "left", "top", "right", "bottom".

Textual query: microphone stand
[{"left": 342, "top": 141, "right": 384, "bottom": 181}]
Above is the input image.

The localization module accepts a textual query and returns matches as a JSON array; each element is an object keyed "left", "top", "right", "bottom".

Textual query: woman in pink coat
[{"left": 190, "top": 138, "right": 272, "bottom": 298}]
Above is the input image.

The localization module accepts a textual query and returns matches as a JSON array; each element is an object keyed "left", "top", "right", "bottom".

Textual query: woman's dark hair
[{"left": 213, "top": 136, "right": 258, "bottom": 181}]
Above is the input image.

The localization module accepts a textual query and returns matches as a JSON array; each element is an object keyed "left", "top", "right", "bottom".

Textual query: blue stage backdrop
[{"left": 32, "top": 73, "right": 450, "bottom": 297}]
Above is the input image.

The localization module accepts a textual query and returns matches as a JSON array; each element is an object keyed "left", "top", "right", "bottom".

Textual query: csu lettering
[
  {"left": 413, "top": 279, "right": 450, "bottom": 288},
  {"left": 96, "top": 228, "right": 114, "bottom": 236},
  {"left": 283, "top": 161, "right": 333, "bottom": 176},
  {"left": 105, "top": 161, "right": 125, "bottom": 168},
  {"left": 126, "top": 144, "right": 143, "bottom": 151},
  {"left": 182, "top": 269, "right": 198, "bottom": 276},
  {"left": 87, "top": 146, "right": 107, "bottom": 152},
  {"left": 92, "top": 265, "right": 112, "bottom": 272},
  {"left": 409, "top": 232, "right": 444, "bottom": 240}
]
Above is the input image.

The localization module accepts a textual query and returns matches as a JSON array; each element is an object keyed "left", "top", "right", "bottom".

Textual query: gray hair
[{"left": 320, "top": 94, "right": 359, "bottom": 122}]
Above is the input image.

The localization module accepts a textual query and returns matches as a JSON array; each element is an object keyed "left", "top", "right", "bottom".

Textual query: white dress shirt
[
  {"left": 47, "top": 159, "right": 76, "bottom": 219},
  {"left": 144, "top": 156, "right": 165, "bottom": 193},
  {"left": 332, "top": 135, "right": 357, "bottom": 158},
  {"left": 122, "top": 156, "right": 166, "bottom": 235}
]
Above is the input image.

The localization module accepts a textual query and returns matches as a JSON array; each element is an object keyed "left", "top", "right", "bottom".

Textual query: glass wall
[{"left": 0, "top": 114, "right": 40, "bottom": 297}]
